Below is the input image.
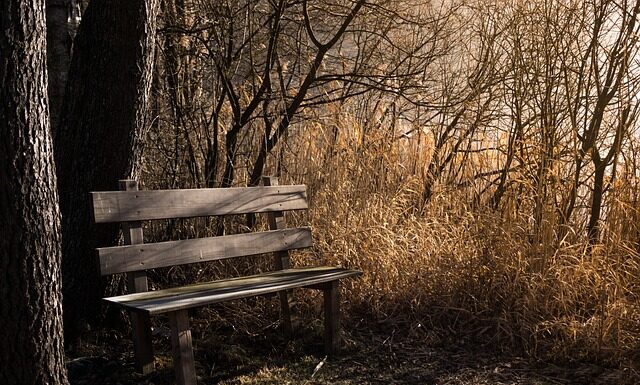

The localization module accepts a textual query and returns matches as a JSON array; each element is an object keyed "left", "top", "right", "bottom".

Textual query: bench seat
[{"left": 104, "top": 266, "right": 361, "bottom": 315}]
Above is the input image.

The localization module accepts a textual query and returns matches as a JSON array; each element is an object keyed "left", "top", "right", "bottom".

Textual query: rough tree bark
[
  {"left": 55, "top": 0, "right": 159, "bottom": 337},
  {"left": 0, "top": 0, "right": 69, "bottom": 384}
]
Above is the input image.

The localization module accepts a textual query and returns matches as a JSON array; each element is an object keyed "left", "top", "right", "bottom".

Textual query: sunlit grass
[{"left": 273, "top": 108, "right": 640, "bottom": 365}]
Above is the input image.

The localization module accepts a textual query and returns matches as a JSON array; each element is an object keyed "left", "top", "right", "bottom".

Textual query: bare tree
[{"left": 558, "top": 0, "right": 640, "bottom": 246}]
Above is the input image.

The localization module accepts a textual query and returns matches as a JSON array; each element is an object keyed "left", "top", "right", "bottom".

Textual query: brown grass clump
[{"left": 274, "top": 111, "right": 640, "bottom": 366}]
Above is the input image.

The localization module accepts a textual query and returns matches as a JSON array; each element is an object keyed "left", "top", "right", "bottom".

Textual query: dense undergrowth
[
  {"left": 291, "top": 118, "right": 640, "bottom": 367},
  {"left": 133, "top": 0, "right": 640, "bottom": 374},
  {"left": 139, "top": 110, "right": 640, "bottom": 371}
]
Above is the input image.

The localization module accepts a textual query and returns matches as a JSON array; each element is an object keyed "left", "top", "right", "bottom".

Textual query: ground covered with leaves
[{"left": 65, "top": 305, "right": 638, "bottom": 385}]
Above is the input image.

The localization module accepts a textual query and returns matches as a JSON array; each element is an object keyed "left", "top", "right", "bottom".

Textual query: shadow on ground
[{"left": 66, "top": 309, "right": 638, "bottom": 385}]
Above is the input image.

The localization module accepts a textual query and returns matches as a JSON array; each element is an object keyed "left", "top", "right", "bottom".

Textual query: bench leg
[
  {"left": 131, "top": 312, "right": 154, "bottom": 374},
  {"left": 278, "top": 290, "right": 293, "bottom": 336},
  {"left": 169, "top": 310, "right": 197, "bottom": 385},
  {"left": 323, "top": 281, "right": 340, "bottom": 356}
]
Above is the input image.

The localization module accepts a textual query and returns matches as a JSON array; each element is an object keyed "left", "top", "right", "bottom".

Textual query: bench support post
[
  {"left": 120, "top": 180, "right": 155, "bottom": 373},
  {"left": 277, "top": 290, "right": 293, "bottom": 335},
  {"left": 323, "top": 281, "right": 340, "bottom": 356},
  {"left": 169, "top": 310, "right": 197, "bottom": 385},
  {"left": 130, "top": 309, "right": 154, "bottom": 374},
  {"left": 263, "top": 176, "right": 293, "bottom": 336}
]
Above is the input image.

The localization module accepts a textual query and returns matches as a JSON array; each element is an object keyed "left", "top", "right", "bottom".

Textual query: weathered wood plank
[
  {"left": 169, "top": 310, "right": 197, "bottom": 385},
  {"left": 103, "top": 267, "right": 362, "bottom": 315},
  {"left": 91, "top": 185, "right": 307, "bottom": 223},
  {"left": 98, "top": 227, "right": 313, "bottom": 275},
  {"left": 119, "top": 180, "right": 155, "bottom": 375}
]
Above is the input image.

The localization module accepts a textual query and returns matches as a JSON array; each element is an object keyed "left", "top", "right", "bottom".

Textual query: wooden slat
[
  {"left": 98, "top": 227, "right": 313, "bottom": 275},
  {"left": 103, "top": 267, "right": 362, "bottom": 315},
  {"left": 91, "top": 185, "right": 307, "bottom": 223}
]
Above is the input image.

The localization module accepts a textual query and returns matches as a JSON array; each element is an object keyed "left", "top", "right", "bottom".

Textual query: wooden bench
[{"left": 91, "top": 177, "right": 361, "bottom": 385}]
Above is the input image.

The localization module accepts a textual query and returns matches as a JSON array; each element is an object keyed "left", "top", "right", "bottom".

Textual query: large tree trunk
[
  {"left": 55, "top": 0, "right": 159, "bottom": 337},
  {"left": 0, "top": 0, "right": 69, "bottom": 383}
]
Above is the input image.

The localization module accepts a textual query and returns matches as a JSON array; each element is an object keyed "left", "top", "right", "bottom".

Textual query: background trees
[
  {"left": 142, "top": 0, "right": 640, "bottom": 363},
  {"left": 153, "top": 0, "right": 452, "bottom": 190},
  {"left": 45, "top": 0, "right": 81, "bottom": 129},
  {"left": 0, "top": 0, "right": 69, "bottom": 383}
]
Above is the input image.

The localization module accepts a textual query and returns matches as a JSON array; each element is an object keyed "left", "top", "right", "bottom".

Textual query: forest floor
[{"left": 66, "top": 308, "right": 638, "bottom": 385}]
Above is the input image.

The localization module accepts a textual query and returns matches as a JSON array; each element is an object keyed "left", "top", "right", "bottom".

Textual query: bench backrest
[{"left": 91, "top": 177, "right": 310, "bottom": 294}]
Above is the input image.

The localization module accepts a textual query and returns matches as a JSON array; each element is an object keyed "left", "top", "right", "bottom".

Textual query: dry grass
[
  {"left": 140, "top": 102, "right": 640, "bottom": 372},
  {"left": 261, "top": 110, "right": 640, "bottom": 368}
]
